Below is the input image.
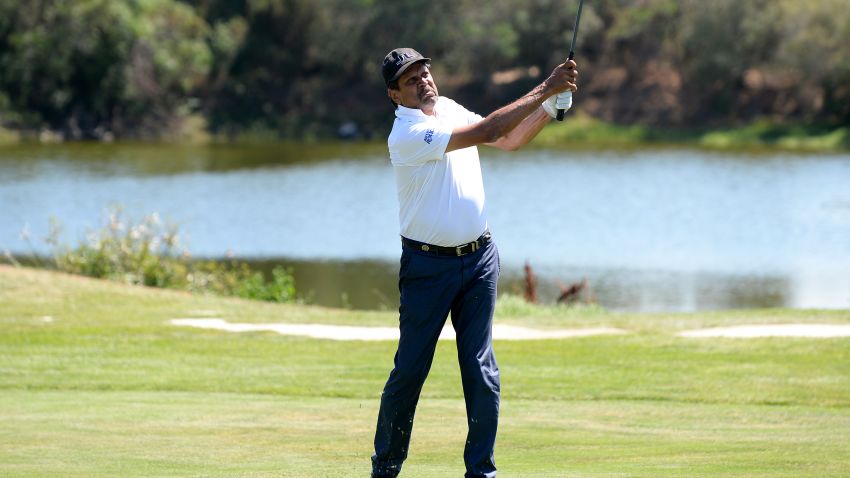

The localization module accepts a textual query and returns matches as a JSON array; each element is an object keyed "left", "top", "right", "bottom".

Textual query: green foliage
[
  {"left": 0, "top": 1, "right": 134, "bottom": 131},
  {"left": 0, "top": 0, "right": 212, "bottom": 137},
  {"left": 776, "top": 0, "right": 850, "bottom": 121},
  {"left": 37, "top": 207, "right": 296, "bottom": 303},
  {"left": 2, "top": 0, "right": 850, "bottom": 137},
  {"left": 240, "top": 265, "right": 297, "bottom": 302},
  {"left": 187, "top": 261, "right": 296, "bottom": 302},
  {"left": 46, "top": 209, "right": 185, "bottom": 287},
  {"left": 120, "top": 0, "right": 214, "bottom": 135}
]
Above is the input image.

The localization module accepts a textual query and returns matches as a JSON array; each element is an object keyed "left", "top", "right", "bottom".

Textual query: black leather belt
[{"left": 401, "top": 230, "right": 492, "bottom": 257}]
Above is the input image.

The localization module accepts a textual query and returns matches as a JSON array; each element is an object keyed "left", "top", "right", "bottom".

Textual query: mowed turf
[{"left": 1, "top": 265, "right": 849, "bottom": 477}]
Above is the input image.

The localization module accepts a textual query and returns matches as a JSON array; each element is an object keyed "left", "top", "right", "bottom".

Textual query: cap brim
[{"left": 387, "top": 58, "right": 431, "bottom": 85}]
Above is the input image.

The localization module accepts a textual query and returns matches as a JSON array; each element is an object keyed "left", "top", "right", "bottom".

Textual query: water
[{"left": 1, "top": 143, "right": 848, "bottom": 311}]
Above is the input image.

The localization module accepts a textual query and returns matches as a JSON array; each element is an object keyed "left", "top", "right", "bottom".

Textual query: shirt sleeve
[
  {"left": 443, "top": 97, "right": 484, "bottom": 125},
  {"left": 463, "top": 107, "right": 484, "bottom": 126},
  {"left": 389, "top": 121, "right": 453, "bottom": 166}
]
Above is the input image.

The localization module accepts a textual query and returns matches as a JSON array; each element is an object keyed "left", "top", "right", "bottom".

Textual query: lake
[{"left": 1, "top": 143, "right": 848, "bottom": 311}]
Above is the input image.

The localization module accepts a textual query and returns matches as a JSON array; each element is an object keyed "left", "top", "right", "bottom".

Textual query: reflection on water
[
  {"left": 0, "top": 142, "right": 388, "bottom": 177},
  {"left": 248, "top": 258, "right": 401, "bottom": 311},
  {"left": 1, "top": 143, "right": 849, "bottom": 312},
  {"left": 506, "top": 267, "right": 792, "bottom": 312},
  {"left": 253, "top": 257, "right": 847, "bottom": 312}
]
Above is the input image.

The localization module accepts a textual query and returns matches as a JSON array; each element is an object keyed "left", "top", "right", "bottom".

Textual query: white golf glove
[{"left": 542, "top": 91, "right": 573, "bottom": 119}]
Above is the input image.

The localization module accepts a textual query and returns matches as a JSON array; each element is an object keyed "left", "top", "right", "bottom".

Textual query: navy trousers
[{"left": 372, "top": 239, "right": 501, "bottom": 478}]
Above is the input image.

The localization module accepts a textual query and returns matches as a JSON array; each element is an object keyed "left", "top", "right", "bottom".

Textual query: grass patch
[
  {"left": 537, "top": 113, "right": 850, "bottom": 152},
  {"left": 699, "top": 120, "right": 850, "bottom": 150},
  {"left": 0, "top": 124, "right": 19, "bottom": 145},
  {"left": 1, "top": 265, "right": 849, "bottom": 476}
]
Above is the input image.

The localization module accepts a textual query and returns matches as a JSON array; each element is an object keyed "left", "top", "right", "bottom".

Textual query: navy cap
[{"left": 382, "top": 48, "right": 430, "bottom": 86}]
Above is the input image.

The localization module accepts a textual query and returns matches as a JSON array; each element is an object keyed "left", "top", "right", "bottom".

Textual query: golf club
[{"left": 556, "top": 0, "right": 585, "bottom": 121}]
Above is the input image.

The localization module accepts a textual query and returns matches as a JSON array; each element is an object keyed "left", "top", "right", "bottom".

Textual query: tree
[{"left": 0, "top": 0, "right": 212, "bottom": 138}]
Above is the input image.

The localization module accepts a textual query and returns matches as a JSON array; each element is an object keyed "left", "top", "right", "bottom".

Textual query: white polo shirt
[{"left": 388, "top": 96, "right": 488, "bottom": 247}]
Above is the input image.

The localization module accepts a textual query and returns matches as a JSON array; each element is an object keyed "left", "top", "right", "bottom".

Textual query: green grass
[
  {"left": 536, "top": 113, "right": 850, "bottom": 152},
  {"left": 2, "top": 264, "right": 849, "bottom": 477},
  {"left": 0, "top": 125, "right": 18, "bottom": 145}
]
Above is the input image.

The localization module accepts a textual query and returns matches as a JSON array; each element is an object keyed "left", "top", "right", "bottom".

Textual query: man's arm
[
  {"left": 446, "top": 59, "right": 577, "bottom": 154},
  {"left": 486, "top": 107, "right": 551, "bottom": 152}
]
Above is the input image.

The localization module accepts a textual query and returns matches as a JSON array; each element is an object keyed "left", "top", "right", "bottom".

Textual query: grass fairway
[{"left": 1, "top": 265, "right": 849, "bottom": 477}]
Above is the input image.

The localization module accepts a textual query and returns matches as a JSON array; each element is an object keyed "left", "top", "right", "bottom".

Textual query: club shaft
[
  {"left": 556, "top": 0, "right": 585, "bottom": 121},
  {"left": 569, "top": 0, "right": 584, "bottom": 54}
]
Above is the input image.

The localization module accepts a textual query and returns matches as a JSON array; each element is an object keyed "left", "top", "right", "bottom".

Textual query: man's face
[{"left": 388, "top": 62, "right": 439, "bottom": 110}]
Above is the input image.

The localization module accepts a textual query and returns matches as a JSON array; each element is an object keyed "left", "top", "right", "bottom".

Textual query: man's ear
[{"left": 387, "top": 88, "right": 401, "bottom": 105}]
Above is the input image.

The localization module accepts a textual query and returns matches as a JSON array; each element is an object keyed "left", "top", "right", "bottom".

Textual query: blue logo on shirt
[{"left": 424, "top": 129, "right": 434, "bottom": 144}]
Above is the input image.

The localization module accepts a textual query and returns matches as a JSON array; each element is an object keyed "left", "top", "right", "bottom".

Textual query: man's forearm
[
  {"left": 489, "top": 107, "right": 551, "bottom": 151},
  {"left": 477, "top": 83, "right": 552, "bottom": 143},
  {"left": 446, "top": 60, "right": 575, "bottom": 153}
]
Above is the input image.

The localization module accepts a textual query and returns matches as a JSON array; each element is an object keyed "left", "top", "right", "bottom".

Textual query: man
[{"left": 372, "top": 47, "right": 578, "bottom": 478}]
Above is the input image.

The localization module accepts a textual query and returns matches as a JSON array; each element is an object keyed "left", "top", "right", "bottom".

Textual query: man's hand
[
  {"left": 545, "top": 59, "right": 579, "bottom": 96},
  {"left": 541, "top": 59, "right": 578, "bottom": 119}
]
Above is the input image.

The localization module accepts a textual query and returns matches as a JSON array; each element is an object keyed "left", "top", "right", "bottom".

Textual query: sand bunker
[
  {"left": 169, "top": 318, "right": 626, "bottom": 341},
  {"left": 679, "top": 324, "right": 850, "bottom": 338}
]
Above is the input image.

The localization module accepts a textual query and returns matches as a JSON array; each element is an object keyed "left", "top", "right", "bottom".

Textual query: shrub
[
  {"left": 33, "top": 207, "right": 296, "bottom": 303},
  {"left": 186, "top": 260, "right": 296, "bottom": 303},
  {"left": 237, "top": 266, "right": 296, "bottom": 303}
]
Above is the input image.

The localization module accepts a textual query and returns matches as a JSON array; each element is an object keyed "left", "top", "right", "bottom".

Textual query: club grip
[{"left": 556, "top": 51, "right": 575, "bottom": 122}]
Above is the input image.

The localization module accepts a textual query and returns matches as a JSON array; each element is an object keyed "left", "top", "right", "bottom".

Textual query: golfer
[{"left": 372, "top": 48, "right": 578, "bottom": 478}]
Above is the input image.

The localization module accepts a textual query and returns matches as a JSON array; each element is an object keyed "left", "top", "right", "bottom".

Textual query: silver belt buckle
[{"left": 457, "top": 240, "right": 478, "bottom": 256}]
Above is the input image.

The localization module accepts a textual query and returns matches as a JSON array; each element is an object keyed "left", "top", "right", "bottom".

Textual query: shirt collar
[{"left": 395, "top": 97, "right": 443, "bottom": 120}]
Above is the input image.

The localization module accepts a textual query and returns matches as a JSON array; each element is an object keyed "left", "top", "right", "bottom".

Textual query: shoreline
[
  {"left": 533, "top": 114, "right": 850, "bottom": 152},
  {"left": 2, "top": 117, "right": 848, "bottom": 153}
]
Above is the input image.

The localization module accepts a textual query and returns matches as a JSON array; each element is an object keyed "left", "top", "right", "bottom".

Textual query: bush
[
  {"left": 186, "top": 260, "right": 295, "bottom": 303},
  {"left": 33, "top": 207, "right": 296, "bottom": 303},
  {"left": 237, "top": 266, "right": 296, "bottom": 303}
]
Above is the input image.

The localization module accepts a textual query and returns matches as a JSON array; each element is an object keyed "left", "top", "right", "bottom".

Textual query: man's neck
[
  {"left": 397, "top": 97, "right": 440, "bottom": 116},
  {"left": 417, "top": 97, "right": 438, "bottom": 116}
]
